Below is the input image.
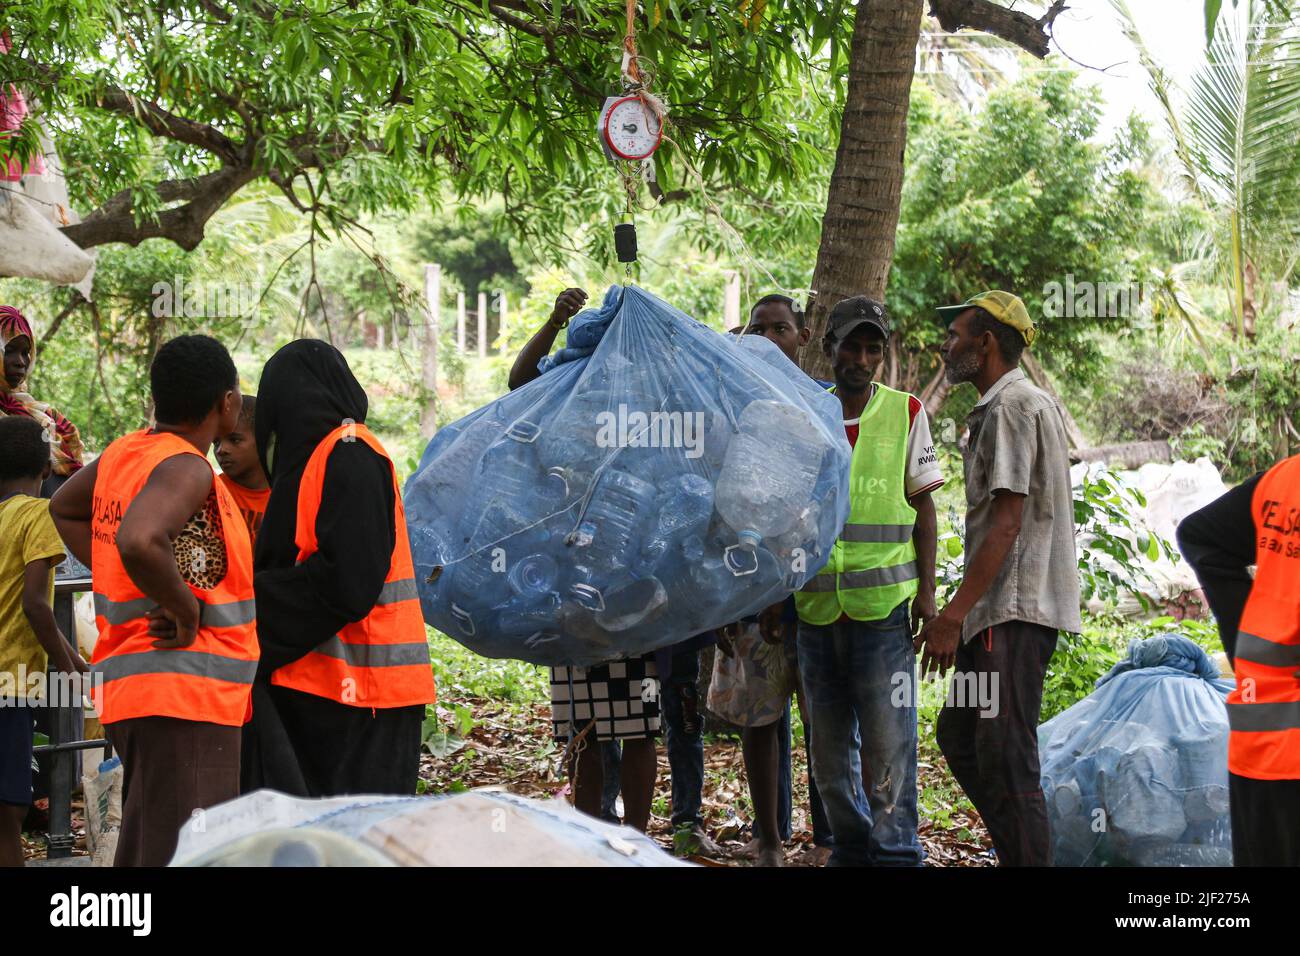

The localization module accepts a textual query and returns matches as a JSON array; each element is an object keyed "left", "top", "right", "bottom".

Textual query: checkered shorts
[{"left": 549, "top": 653, "right": 661, "bottom": 742}]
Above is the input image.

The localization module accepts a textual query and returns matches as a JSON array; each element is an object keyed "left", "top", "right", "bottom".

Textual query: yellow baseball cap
[{"left": 936, "top": 290, "right": 1036, "bottom": 345}]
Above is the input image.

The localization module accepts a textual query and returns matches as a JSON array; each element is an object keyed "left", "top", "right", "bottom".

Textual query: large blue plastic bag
[
  {"left": 404, "top": 284, "right": 851, "bottom": 666},
  {"left": 1038, "top": 633, "right": 1234, "bottom": 866}
]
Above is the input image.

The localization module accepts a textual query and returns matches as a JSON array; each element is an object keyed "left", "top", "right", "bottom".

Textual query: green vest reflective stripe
[{"left": 796, "top": 384, "right": 918, "bottom": 624}]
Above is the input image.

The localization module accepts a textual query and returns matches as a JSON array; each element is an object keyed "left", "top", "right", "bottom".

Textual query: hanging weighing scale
[
  {"left": 598, "top": 9, "right": 667, "bottom": 275},
  {"left": 598, "top": 94, "right": 664, "bottom": 162},
  {"left": 598, "top": 92, "right": 663, "bottom": 271}
]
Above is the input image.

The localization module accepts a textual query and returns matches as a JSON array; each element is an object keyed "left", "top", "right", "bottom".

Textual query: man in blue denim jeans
[
  {"left": 657, "top": 635, "right": 725, "bottom": 857},
  {"left": 795, "top": 297, "right": 943, "bottom": 866}
]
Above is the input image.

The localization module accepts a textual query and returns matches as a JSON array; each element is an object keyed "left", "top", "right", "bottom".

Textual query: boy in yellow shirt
[{"left": 0, "top": 416, "right": 88, "bottom": 867}]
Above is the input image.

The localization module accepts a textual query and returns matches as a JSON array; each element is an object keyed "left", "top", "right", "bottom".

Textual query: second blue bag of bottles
[{"left": 404, "top": 284, "right": 851, "bottom": 666}]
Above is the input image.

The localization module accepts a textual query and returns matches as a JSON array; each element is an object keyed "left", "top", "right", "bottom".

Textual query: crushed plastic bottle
[{"left": 639, "top": 473, "right": 714, "bottom": 568}]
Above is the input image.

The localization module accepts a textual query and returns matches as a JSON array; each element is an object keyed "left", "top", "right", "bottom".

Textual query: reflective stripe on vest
[
  {"left": 795, "top": 385, "right": 918, "bottom": 625},
  {"left": 269, "top": 423, "right": 437, "bottom": 709},
  {"left": 313, "top": 635, "right": 433, "bottom": 668},
  {"left": 94, "top": 593, "right": 256, "bottom": 629},
  {"left": 377, "top": 577, "right": 419, "bottom": 605},
  {"left": 840, "top": 523, "right": 915, "bottom": 544},
  {"left": 88, "top": 429, "right": 259, "bottom": 727},
  {"left": 1235, "top": 630, "right": 1300, "bottom": 668},
  {"left": 798, "top": 561, "right": 919, "bottom": 592},
  {"left": 1228, "top": 454, "right": 1300, "bottom": 780},
  {"left": 1227, "top": 699, "right": 1300, "bottom": 733},
  {"left": 98, "top": 649, "right": 258, "bottom": 685}
]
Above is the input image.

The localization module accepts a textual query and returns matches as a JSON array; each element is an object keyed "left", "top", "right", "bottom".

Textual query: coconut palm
[{"left": 1114, "top": 0, "right": 1300, "bottom": 338}]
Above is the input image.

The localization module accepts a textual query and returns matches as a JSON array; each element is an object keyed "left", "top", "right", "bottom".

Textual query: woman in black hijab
[{"left": 242, "top": 340, "right": 426, "bottom": 796}]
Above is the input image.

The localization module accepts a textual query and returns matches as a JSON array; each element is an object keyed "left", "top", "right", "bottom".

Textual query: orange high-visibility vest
[
  {"left": 218, "top": 472, "right": 270, "bottom": 548},
  {"left": 90, "top": 430, "right": 259, "bottom": 726},
  {"left": 1228, "top": 454, "right": 1300, "bottom": 780},
  {"left": 269, "top": 423, "right": 436, "bottom": 709}
]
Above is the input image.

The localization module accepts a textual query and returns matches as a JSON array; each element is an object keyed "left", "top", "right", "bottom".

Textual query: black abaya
[{"left": 242, "top": 340, "right": 424, "bottom": 797}]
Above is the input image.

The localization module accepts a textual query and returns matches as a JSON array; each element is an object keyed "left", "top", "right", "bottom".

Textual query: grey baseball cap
[{"left": 826, "top": 296, "right": 891, "bottom": 345}]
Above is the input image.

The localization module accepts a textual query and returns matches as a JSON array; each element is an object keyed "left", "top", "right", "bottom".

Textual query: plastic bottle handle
[{"left": 724, "top": 544, "right": 759, "bottom": 577}]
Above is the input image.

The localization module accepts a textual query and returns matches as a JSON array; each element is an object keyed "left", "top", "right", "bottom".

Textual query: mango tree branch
[
  {"left": 26, "top": 59, "right": 242, "bottom": 163},
  {"left": 61, "top": 165, "right": 257, "bottom": 250},
  {"left": 481, "top": 4, "right": 607, "bottom": 100},
  {"left": 39, "top": 291, "right": 86, "bottom": 347}
]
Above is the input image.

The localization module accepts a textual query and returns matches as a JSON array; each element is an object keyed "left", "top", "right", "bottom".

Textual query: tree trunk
[
  {"left": 1243, "top": 259, "right": 1258, "bottom": 339},
  {"left": 882, "top": 332, "right": 900, "bottom": 388},
  {"left": 799, "top": 0, "right": 925, "bottom": 382},
  {"left": 919, "top": 365, "right": 950, "bottom": 418}
]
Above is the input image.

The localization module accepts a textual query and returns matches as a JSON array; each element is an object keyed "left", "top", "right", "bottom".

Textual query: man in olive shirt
[{"left": 915, "top": 291, "right": 1081, "bottom": 867}]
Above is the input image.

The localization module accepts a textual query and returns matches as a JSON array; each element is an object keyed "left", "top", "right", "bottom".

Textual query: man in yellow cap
[{"left": 915, "top": 290, "right": 1080, "bottom": 866}]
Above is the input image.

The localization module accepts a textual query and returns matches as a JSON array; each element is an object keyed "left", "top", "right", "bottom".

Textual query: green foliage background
[{"left": 3, "top": 4, "right": 1293, "bottom": 783}]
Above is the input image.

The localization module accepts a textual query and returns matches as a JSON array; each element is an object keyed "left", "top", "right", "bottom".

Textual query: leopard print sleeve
[{"left": 172, "top": 490, "right": 229, "bottom": 590}]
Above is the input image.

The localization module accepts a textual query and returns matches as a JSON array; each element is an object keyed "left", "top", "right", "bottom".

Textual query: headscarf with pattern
[{"left": 0, "top": 305, "right": 84, "bottom": 474}]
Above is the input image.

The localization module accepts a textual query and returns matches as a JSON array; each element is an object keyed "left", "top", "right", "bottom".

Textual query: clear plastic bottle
[
  {"left": 498, "top": 591, "right": 562, "bottom": 636},
  {"left": 570, "top": 467, "right": 658, "bottom": 581},
  {"left": 640, "top": 473, "right": 714, "bottom": 567},
  {"left": 428, "top": 409, "right": 508, "bottom": 496},
  {"left": 448, "top": 429, "right": 550, "bottom": 635},
  {"left": 405, "top": 409, "right": 508, "bottom": 573},
  {"left": 715, "top": 400, "right": 826, "bottom": 547},
  {"left": 538, "top": 388, "right": 610, "bottom": 497},
  {"left": 595, "top": 576, "right": 668, "bottom": 632},
  {"left": 507, "top": 553, "right": 559, "bottom": 597},
  {"left": 650, "top": 532, "right": 727, "bottom": 631}
]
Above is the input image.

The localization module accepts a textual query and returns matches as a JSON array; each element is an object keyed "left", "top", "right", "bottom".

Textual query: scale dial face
[{"left": 601, "top": 95, "right": 663, "bottom": 161}]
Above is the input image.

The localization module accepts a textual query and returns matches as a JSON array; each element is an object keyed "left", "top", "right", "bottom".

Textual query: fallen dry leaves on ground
[
  {"left": 24, "top": 696, "right": 993, "bottom": 867},
  {"left": 418, "top": 695, "right": 994, "bottom": 867}
]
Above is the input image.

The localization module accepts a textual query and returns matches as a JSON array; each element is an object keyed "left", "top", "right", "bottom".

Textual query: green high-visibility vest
[{"left": 795, "top": 383, "right": 918, "bottom": 625}]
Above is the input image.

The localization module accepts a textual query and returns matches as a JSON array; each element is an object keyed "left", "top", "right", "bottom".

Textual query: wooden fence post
[
  {"left": 421, "top": 264, "right": 440, "bottom": 440},
  {"left": 724, "top": 270, "right": 741, "bottom": 329},
  {"left": 498, "top": 292, "right": 508, "bottom": 354},
  {"left": 456, "top": 292, "right": 466, "bottom": 354},
  {"left": 477, "top": 291, "right": 487, "bottom": 358}
]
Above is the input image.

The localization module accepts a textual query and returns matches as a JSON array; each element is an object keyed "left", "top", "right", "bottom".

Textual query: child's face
[{"left": 215, "top": 422, "right": 263, "bottom": 486}]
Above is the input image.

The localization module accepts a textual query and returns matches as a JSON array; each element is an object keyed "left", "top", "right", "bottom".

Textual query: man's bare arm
[
  {"left": 507, "top": 288, "right": 587, "bottom": 390},
  {"left": 915, "top": 491, "right": 1024, "bottom": 674},
  {"left": 946, "top": 491, "right": 1024, "bottom": 621},
  {"left": 910, "top": 490, "right": 939, "bottom": 634}
]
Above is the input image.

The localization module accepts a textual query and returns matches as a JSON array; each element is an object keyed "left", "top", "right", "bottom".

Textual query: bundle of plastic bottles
[
  {"left": 172, "top": 790, "right": 687, "bottom": 866},
  {"left": 404, "top": 285, "right": 851, "bottom": 666},
  {"left": 1038, "top": 632, "right": 1235, "bottom": 866}
]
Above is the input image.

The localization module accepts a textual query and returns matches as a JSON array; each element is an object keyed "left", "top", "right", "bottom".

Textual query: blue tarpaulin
[{"left": 1039, "top": 633, "right": 1234, "bottom": 866}]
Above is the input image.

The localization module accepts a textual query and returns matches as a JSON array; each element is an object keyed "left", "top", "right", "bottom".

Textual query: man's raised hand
[{"left": 550, "top": 288, "right": 588, "bottom": 328}]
